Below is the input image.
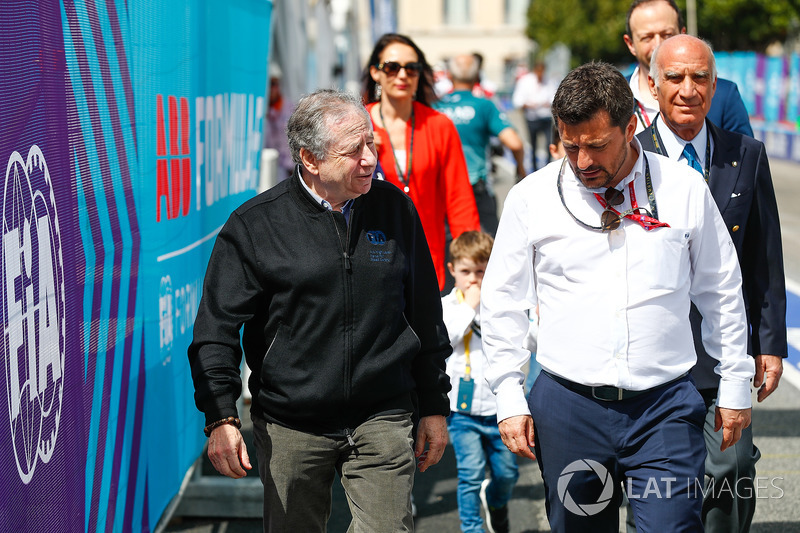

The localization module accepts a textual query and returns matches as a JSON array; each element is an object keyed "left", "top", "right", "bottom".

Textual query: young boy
[{"left": 442, "top": 231, "right": 518, "bottom": 533}]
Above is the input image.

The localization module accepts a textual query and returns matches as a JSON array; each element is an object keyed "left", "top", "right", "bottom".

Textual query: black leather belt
[{"left": 542, "top": 370, "right": 688, "bottom": 402}]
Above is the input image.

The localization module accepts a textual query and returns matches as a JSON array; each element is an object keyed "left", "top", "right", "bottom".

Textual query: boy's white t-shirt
[{"left": 441, "top": 288, "right": 499, "bottom": 416}]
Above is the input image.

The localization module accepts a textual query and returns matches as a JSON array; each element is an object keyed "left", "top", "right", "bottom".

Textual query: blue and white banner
[{"left": 0, "top": 1, "right": 270, "bottom": 531}]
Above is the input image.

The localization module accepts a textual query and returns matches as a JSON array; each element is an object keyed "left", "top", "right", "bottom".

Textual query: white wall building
[{"left": 396, "top": 0, "right": 533, "bottom": 94}]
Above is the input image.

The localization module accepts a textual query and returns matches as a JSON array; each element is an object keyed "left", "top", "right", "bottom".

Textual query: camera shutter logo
[
  {"left": 557, "top": 459, "right": 614, "bottom": 516},
  {"left": 2, "top": 146, "right": 65, "bottom": 484}
]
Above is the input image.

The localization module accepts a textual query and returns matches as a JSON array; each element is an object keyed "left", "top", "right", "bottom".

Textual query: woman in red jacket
[{"left": 362, "top": 33, "right": 479, "bottom": 291}]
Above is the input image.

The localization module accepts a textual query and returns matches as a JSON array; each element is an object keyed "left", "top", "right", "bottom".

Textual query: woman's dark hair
[{"left": 361, "top": 33, "right": 437, "bottom": 107}]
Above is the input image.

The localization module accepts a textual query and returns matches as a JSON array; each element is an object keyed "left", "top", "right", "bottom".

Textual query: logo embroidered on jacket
[
  {"left": 366, "top": 230, "right": 392, "bottom": 262},
  {"left": 366, "top": 230, "right": 387, "bottom": 245}
]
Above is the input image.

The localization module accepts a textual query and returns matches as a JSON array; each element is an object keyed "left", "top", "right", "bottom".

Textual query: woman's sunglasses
[{"left": 375, "top": 61, "right": 422, "bottom": 78}]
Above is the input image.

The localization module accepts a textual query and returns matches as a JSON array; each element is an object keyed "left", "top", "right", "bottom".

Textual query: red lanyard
[
  {"left": 593, "top": 180, "right": 670, "bottom": 231},
  {"left": 635, "top": 101, "right": 651, "bottom": 128}
]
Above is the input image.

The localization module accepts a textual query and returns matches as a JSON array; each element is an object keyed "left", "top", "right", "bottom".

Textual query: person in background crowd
[
  {"left": 636, "top": 34, "right": 786, "bottom": 533},
  {"left": 188, "top": 89, "right": 452, "bottom": 532},
  {"left": 435, "top": 53, "right": 526, "bottom": 236},
  {"left": 623, "top": 0, "right": 753, "bottom": 136},
  {"left": 481, "top": 61, "right": 754, "bottom": 532},
  {"left": 433, "top": 61, "right": 454, "bottom": 98},
  {"left": 262, "top": 63, "right": 294, "bottom": 180},
  {"left": 442, "top": 231, "right": 518, "bottom": 533},
  {"left": 471, "top": 52, "right": 498, "bottom": 99},
  {"left": 362, "top": 33, "right": 480, "bottom": 291},
  {"left": 512, "top": 61, "right": 556, "bottom": 171}
]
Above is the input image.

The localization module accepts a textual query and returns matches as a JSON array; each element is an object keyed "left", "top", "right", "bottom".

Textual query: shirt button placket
[{"left": 611, "top": 230, "right": 630, "bottom": 383}]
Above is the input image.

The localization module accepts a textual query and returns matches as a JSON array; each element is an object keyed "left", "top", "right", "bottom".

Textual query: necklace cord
[{"left": 379, "top": 103, "right": 415, "bottom": 190}]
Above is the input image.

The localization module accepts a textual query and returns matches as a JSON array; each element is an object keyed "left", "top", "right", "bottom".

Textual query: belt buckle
[{"left": 592, "top": 386, "right": 623, "bottom": 401}]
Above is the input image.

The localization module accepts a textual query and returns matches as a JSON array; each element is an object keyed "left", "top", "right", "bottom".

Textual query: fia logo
[
  {"left": 156, "top": 95, "right": 192, "bottom": 222},
  {"left": 366, "top": 230, "right": 387, "bottom": 245},
  {"left": 1, "top": 146, "right": 65, "bottom": 484}
]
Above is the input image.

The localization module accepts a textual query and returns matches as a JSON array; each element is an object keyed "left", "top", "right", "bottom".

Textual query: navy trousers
[{"left": 529, "top": 371, "right": 707, "bottom": 532}]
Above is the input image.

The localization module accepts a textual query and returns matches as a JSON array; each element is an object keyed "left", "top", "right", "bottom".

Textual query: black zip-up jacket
[{"left": 189, "top": 172, "right": 452, "bottom": 437}]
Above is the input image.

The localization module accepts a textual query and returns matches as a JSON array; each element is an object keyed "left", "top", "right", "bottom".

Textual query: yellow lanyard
[{"left": 456, "top": 289, "right": 473, "bottom": 379}]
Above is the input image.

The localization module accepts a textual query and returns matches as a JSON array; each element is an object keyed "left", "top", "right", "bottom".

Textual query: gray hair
[
  {"left": 286, "top": 89, "right": 370, "bottom": 163},
  {"left": 649, "top": 36, "right": 717, "bottom": 88},
  {"left": 448, "top": 55, "right": 480, "bottom": 85}
]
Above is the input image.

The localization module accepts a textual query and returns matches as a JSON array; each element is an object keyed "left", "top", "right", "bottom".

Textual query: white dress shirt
[
  {"left": 481, "top": 138, "right": 754, "bottom": 423},
  {"left": 512, "top": 72, "right": 555, "bottom": 121},
  {"left": 442, "top": 289, "right": 497, "bottom": 416},
  {"left": 629, "top": 66, "right": 659, "bottom": 134}
]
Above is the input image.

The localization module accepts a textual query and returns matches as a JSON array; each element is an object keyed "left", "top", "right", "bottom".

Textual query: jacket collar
[{"left": 289, "top": 164, "right": 365, "bottom": 215}]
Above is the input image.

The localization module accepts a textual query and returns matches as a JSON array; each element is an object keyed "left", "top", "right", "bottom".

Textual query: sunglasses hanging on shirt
[
  {"left": 556, "top": 157, "right": 670, "bottom": 232},
  {"left": 599, "top": 188, "right": 625, "bottom": 231}
]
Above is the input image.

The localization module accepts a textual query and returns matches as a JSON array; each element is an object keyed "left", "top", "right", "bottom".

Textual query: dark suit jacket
[
  {"left": 708, "top": 78, "right": 754, "bottom": 138},
  {"left": 637, "top": 119, "right": 786, "bottom": 390}
]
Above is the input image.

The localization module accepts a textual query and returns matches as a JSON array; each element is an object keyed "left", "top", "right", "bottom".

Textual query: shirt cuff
[
  {"left": 494, "top": 379, "right": 531, "bottom": 422},
  {"left": 716, "top": 379, "right": 752, "bottom": 410}
]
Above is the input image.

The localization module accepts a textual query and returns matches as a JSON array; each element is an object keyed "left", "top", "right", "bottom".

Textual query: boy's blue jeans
[{"left": 448, "top": 412, "right": 520, "bottom": 532}]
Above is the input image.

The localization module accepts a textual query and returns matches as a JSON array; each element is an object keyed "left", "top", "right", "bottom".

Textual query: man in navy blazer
[
  {"left": 624, "top": 0, "right": 753, "bottom": 137},
  {"left": 638, "top": 34, "right": 786, "bottom": 532}
]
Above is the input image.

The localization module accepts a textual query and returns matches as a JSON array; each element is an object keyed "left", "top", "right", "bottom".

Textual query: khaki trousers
[{"left": 252, "top": 412, "right": 416, "bottom": 533}]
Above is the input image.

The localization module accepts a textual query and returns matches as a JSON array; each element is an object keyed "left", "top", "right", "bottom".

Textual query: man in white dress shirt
[
  {"left": 512, "top": 62, "right": 556, "bottom": 171},
  {"left": 480, "top": 61, "right": 754, "bottom": 532}
]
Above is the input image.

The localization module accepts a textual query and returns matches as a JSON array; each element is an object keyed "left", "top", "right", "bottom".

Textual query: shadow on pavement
[{"left": 751, "top": 408, "right": 800, "bottom": 437}]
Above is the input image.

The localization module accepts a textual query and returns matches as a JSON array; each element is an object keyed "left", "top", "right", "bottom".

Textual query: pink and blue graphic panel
[
  {"left": 0, "top": 0, "right": 270, "bottom": 531},
  {"left": 718, "top": 51, "right": 800, "bottom": 161}
]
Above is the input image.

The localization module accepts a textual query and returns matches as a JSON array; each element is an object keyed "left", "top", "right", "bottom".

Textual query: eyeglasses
[
  {"left": 375, "top": 61, "right": 422, "bottom": 78},
  {"left": 600, "top": 188, "right": 624, "bottom": 231}
]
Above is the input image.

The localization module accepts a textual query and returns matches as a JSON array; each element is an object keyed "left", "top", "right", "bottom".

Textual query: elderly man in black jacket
[{"left": 189, "top": 89, "right": 452, "bottom": 532}]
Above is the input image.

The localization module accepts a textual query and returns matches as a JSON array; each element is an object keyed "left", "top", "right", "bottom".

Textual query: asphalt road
[{"left": 163, "top": 156, "right": 800, "bottom": 533}]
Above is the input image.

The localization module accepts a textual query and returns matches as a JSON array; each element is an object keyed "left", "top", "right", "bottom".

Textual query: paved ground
[{"left": 163, "top": 145, "right": 800, "bottom": 533}]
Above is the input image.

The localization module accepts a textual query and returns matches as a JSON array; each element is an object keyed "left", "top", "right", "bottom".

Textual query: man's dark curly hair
[{"left": 551, "top": 62, "right": 635, "bottom": 131}]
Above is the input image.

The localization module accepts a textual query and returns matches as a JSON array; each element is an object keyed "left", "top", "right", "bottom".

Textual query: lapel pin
[
  {"left": 732, "top": 225, "right": 740, "bottom": 232},
  {"left": 732, "top": 161, "right": 738, "bottom": 167}
]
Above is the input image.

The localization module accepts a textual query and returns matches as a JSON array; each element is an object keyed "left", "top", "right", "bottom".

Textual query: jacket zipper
[{"left": 328, "top": 208, "right": 354, "bottom": 403}]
